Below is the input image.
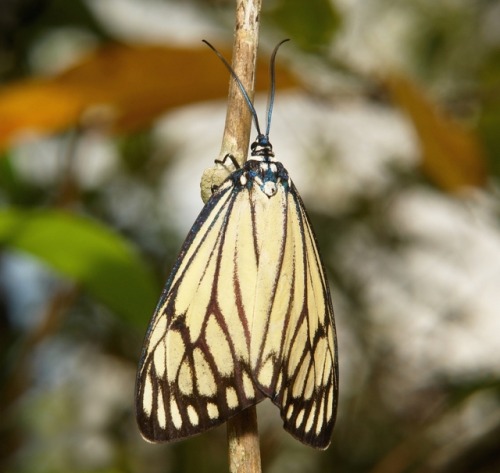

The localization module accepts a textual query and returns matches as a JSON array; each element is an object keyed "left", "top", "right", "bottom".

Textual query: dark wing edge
[
  {"left": 261, "top": 184, "right": 338, "bottom": 449},
  {"left": 135, "top": 181, "right": 264, "bottom": 443}
]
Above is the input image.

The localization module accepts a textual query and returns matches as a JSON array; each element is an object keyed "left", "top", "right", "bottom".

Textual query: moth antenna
[
  {"left": 265, "top": 39, "right": 290, "bottom": 138},
  {"left": 202, "top": 39, "right": 262, "bottom": 136}
]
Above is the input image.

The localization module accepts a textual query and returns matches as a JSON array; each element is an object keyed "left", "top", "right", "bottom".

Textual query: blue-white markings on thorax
[
  {"left": 231, "top": 157, "right": 291, "bottom": 198},
  {"left": 227, "top": 133, "right": 291, "bottom": 198}
]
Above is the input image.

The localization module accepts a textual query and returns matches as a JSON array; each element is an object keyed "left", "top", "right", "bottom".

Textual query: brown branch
[
  {"left": 225, "top": 0, "right": 263, "bottom": 470},
  {"left": 227, "top": 406, "right": 261, "bottom": 473},
  {"left": 199, "top": 0, "right": 263, "bottom": 471},
  {"left": 200, "top": 0, "right": 263, "bottom": 204},
  {"left": 219, "top": 0, "right": 262, "bottom": 167}
]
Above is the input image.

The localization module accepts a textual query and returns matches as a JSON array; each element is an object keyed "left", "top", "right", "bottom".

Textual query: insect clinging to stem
[{"left": 135, "top": 39, "right": 338, "bottom": 449}]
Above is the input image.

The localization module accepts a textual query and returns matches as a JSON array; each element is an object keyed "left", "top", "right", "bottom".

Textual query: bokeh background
[{"left": 1, "top": 1, "right": 500, "bottom": 472}]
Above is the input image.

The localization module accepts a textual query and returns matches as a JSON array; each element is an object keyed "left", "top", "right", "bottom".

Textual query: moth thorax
[{"left": 263, "top": 181, "right": 277, "bottom": 197}]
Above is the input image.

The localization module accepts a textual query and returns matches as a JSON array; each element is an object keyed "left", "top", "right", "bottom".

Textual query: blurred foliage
[
  {"left": 479, "top": 48, "right": 500, "bottom": 178},
  {"left": 0, "top": 1, "right": 500, "bottom": 473},
  {"left": 386, "top": 73, "right": 487, "bottom": 191},
  {"left": 0, "top": 43, "right": 298, "bottom": 150},
  {"left": 266, "top": 0, "right": 340, "bottom": 52},
  {"left": 0, "top": 0, "right": 107, "bottom": 80},
  {"left": 0, "top": 208, "right": 159, "bottom": 324}
]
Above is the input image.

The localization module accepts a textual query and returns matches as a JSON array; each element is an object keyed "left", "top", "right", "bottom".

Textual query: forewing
[
  {"left": 136, "top": 180, "right": 264, "bottom": 443},
  {"left": 251, "top": 182, "right": 338, "bottom": 449}
]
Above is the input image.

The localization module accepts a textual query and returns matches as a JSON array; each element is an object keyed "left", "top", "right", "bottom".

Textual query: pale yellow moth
[{"left": 136, "top": 40, "right": 338, "bottom": 449}]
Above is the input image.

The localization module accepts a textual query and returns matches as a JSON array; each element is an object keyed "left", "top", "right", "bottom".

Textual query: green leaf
[
  {"left": 478, "top": 50, "right": 500, "bottom": 179},
  {"left": 266, "top": 0, "right": 340, "bottom": 52},
  {"left": 0, "top": 208, "right": 159, "bottom": 325}
]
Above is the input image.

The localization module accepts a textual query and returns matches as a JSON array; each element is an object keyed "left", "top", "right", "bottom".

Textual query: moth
[{"left": 136, "top": 40, "right": 338, "bottom": 449}]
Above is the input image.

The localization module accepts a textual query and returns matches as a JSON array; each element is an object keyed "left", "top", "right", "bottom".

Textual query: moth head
[{"left": 251, "top": 134, "right": 274, "bottom": 157}]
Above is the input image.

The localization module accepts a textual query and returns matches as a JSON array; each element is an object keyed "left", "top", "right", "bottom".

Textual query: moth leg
[
  {"left": 211, "top": 154, "right": 241, "bottom": 193},
  {"left": 215, "top": 153, "right": 240, "bottom": 169}
]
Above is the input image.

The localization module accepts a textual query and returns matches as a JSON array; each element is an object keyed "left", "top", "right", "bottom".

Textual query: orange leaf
[
  {"left": 0, "top": 43, "right": 298, "bottom": 150},
  {"left": 0, "top": 81, "right": 85, "bottom": 144},
  {"left": 386, "top": 73, "right": 487, "bottom": 192}
]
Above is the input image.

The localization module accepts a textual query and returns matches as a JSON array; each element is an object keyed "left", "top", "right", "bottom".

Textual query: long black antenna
[
  {"left": 202, "top": 40, "right": 262, "bottom": 136},
  {"left": 266, "top": 39, "right": 290, "bottom": 137},
  {"left": 202, "top": 39, "right": 289, "bottom": 139}
]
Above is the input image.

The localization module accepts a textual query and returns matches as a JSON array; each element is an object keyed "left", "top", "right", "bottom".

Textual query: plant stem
[
  {"left": 217, "top": 0, "right": 263, "bottom": 471},
  {"left": 199, "top": 0, "right": 263, "bottom": 469},
  {"left": 200, "top": 0, "right": 263, "bottom": 203},
  {"left": 227, "top": 406, "right": 261, "bottom": 473},
  {"left": 220, "top": 0, "right": 262, "bottom": 168}
]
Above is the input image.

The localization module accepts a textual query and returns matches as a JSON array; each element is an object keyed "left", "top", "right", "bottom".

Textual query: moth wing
[
  {"left": 135, "top": 180, "right": 264, "bottom": 443},
  {"left": 251, "top": 182, "right": 338, "bottom": 449}
]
